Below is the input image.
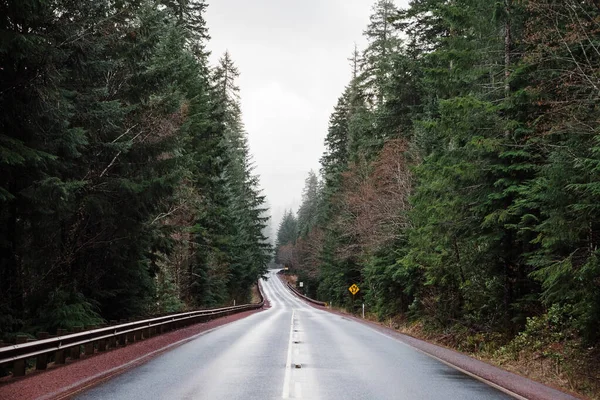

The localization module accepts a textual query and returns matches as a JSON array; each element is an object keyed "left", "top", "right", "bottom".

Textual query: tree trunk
[
  {"left": 504, "top": 0, "right": 511, "bottom": 100},
  {"left": 1, "top": 197, "right": 22, "bottom": 323},
  {"left": 504, "top": 0, "right": 512, "bottom": 138}
]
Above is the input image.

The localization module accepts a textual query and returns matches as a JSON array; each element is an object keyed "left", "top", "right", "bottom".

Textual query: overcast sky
[{"left": 205, "top": 0, "right": 406, "bottom": 239}]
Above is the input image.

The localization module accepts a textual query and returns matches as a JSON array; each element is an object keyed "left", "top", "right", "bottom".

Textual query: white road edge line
[
  {"left": 44, "top": 323, "right": 232, "bottom": 400},
  {"left": 364, "top": 325, "right": 529, "bottom": 400},
  {"left": 280, "top": 272, "right": 527, "bottom": 400},
  {"left": 281, "top": 277, "right": 528, "bottom": 400},
  {"left": 295, "top": 381, "right": 302, "bottom": 398},
  {"left": 282, "top": 309, "right": 295, "bottom": 399}
]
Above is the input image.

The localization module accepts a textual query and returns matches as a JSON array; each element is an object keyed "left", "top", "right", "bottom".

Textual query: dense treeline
[
  {"left": 276, "top": 0, "right": 600, "bottom": 377},
  {"left": 0, "top": 0, "right": 270, "bottom": 338}
]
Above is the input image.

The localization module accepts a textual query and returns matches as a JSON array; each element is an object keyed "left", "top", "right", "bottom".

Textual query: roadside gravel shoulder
[
  {"left": 0, "top": 308, "right": 264, "bottom": 400},
  {"left": 279, "top": 277, "right": 584, "bottom": 400}
]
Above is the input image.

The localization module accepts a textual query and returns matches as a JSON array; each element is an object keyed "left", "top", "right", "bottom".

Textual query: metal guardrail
[
  {"left": 0, "top": 281, "right": 264, "bottom": 378},
  {"left": 285, "top": 281, "right": 327, "bottom": 306}
]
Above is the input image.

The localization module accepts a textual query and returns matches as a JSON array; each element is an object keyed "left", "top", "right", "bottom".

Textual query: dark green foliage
[
  {"left": 34, "top": 290, "right": 104, "bottom": 333},
  {"left": 284, "top": 0, "right": 600, "bottom": 350},
  {"left": 276, "top": 210, "right": 298, "bottom": 249},
  {"left": 0, "top": 0, "right": 270, "bottom": 338},
  {"left": 297, "top": 171, "right": 321, "bottom": 238}
]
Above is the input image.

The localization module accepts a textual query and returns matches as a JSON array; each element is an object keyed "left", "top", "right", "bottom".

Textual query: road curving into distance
[{"left": 76, "top": 270, "right": 573, "bottom": 400}]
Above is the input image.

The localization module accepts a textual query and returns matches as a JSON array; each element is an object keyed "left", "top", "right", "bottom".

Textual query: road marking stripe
[
  {"left": 45, "top": 323, "right": 239, "bottom": 400},
  {"left": 362, "top": 323, "right": 528, "bottom": 400},
  {"left": 295, "top": 381, "right": 302, "bottom": 398},
  {"left": 282, "top": 309, "right": 295, "bottom": 399}
]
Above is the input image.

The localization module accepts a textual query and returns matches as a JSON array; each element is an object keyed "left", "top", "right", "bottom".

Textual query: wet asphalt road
[{"left": 77, "top": 270, "right": 513, "bottom": 400}]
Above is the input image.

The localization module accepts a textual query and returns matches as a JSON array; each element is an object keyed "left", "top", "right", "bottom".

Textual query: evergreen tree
[
  {"left": 360, "top": 0, "right": 401, "bottom": 107},
  {"left": 213, "top": 51, "right": 271, "bottom": 303},
  {"left": 516, "top": 0, "right": 600, "bottom": 342},
  {"left": 275, "top": 211, "right": 298, "bottom": 249},
  {"left": 297, "top": 171, "right": 321, "bottom": 238},
  {"left": 0, "top": 0, "right": 271, "bottom": 337}
]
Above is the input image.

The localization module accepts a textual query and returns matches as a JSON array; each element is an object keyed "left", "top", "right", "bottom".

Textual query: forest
[
  {"left": 276, "top": 0, "right": 600, "bottom": 394},
  {"left": 0, "top": 0, "right": 271, "bottom": 338}
]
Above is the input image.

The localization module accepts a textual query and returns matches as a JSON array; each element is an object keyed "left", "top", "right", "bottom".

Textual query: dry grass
[
  {"left": 493, "top": 343, "right": 599, "bottom": 399},
  {"left": 250, "top": 284, "right": 262, "bottom": 304},
  {"left": 279, "top": 273, "right": 297, "bottom": 285}
]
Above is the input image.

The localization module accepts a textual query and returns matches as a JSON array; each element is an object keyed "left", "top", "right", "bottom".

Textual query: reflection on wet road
[{"left": 77, "top": 270, "right": 513, "bottom": 400}]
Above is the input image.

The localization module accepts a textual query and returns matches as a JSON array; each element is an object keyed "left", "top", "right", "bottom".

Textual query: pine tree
[
  {"left": 320, "top": 91, "right": 351, "bottom": 201},
  {"left": 516, "top": 0, "right": 600, "bottom": 342},
  {"left": 0, "top": 0, "right": 271, "bottom": 336},
  {"left": 297, "top": 171, "right": 321, "bottom": 238},
  {"left": 211, "top": 51, "right": 271, "bottom": 303},
  {"left": 360, "top": 0, "right": 401, "bottom": 106},
  {"left": 399, "top": 0, "right": 536, "bottom": 332},
  {"left": 276, "top": 211, "right": 298, "bottom": 247}
]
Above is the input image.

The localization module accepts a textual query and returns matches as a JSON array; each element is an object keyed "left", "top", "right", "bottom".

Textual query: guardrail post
[
  {"left": 84, "top": 325, "right": 95, "bottom": 356},
  {"left": 36, "top": 332, "right": 49, "bottom": 370},
  {"left": 85, "top": 342, "right": 94, "bottom": 356},
  {"left": 71, "top": 327, "right": 83, "bottom": 359},
  {"left": 134, "top": 329, "right": 142, "bottom": 341},
  {"left": 13, "top": 335, "right": 28, "bottom": 377},
  {"left": 127, "top": 331, "right": 135, "bottom": 344},
  {"left": 55, "top": 329, "right": 67, "bottom": 364},
  {"left": 118, "top": 320, "right": 128, "bottom": 346},
  {"left": 108, "top": 321, "right": 117, "bottom": 349},
  {"left": 98, "top": 324, "right": 107, "bottom": 352}
]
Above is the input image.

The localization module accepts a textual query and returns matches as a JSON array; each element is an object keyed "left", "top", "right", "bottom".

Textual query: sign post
[{"left": 348, "top": 284, "right": 360, "bottom": 313}]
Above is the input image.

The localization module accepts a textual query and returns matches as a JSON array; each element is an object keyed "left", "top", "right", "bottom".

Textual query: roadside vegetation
[{"left": 276, "top": 1, "right": 600, "bottom": 397}]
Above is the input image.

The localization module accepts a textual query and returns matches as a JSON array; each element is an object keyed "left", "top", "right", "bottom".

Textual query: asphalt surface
[{"left": 76, "top": 270, "right": 514, "bottom": 400}]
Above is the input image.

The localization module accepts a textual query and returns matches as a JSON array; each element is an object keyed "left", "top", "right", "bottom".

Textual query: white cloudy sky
[{"left": 205, "top": 0, "right": 407, "bottom": 239}]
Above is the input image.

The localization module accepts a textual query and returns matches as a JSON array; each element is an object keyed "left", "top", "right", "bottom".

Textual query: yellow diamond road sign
[{"left": 348, "top": 284, "right": 360, "bottom": 296}]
